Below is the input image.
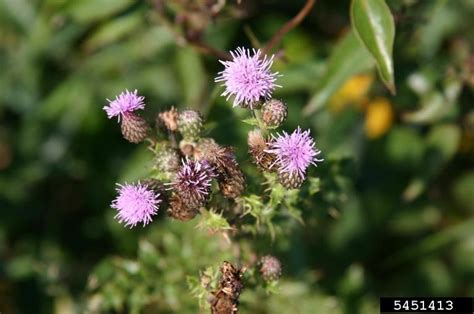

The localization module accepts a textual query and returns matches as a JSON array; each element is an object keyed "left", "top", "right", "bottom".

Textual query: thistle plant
[{"left": 100, "top": 45, "right": 324, "bottom": 313}]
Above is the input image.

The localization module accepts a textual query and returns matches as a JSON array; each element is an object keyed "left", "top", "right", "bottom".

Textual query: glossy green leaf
[
  {"left": 303, "top": 31, "right": 373, "bottom": 116},
  {"left": 351, "top": 0, "right": 396, "bottom": 93}
]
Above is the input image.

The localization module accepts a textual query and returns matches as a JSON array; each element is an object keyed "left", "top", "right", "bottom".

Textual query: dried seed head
[
  {"left": 211, "top": 293, "right": 237, "bottom": 314},
  {"left": 248, "top": 129, "right": 275, "bottom": 171},
  {"left": 194, "top": 140, "right": 245, "bottom": 199},
  {"left": 211, "top": 261, "right": 243, "bottom": 314},
  {"left": 259, "top": 255, "right": 282, "bottom": 281},
  {"left": 194, "top": 138, "right": 217, "bottom": 159},
  {"left": 178, "top": 110, "right": 203, "bottom": 140},
  {"left": 157, "top": 107, "right": 179, "bottom": 132},
  {"left": 179, "top": 139, "right": 196, "bottom": 157},
  {"left": 219, "top": 174, "right": 245, "bottom": 199},
  {"left": 120, "top": 113, "right": 150, "bottom": 143},
  {"left": 167, "top": 193, "right": 199, "bottom": 221},
  {"left": 262, "top": 99, "right": 287, "bottom": 128}
]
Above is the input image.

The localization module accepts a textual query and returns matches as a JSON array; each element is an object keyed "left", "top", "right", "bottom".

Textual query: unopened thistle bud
[
  {"left": 248, "top": 129, "right": 275, "bottom": 171},
  {"left": 121, "top": 113, "right": 150, "bottom": 143},
  {"left": 262, "top": 99, "right": 287, "bottom": 128},
  {"left": 157, "top": 107, "right": 179, "bottom": 132},
  {"left": 178, "top": 110, "right": 203, "bottom": 140},
  {"left": 167, "top": 193, "right": 199, "bottom": 221},
  {"left": 259, "top": 255, "right": 282, "bottom": 281},
  {"left": 154, "top": 147, "right": 180, "bottom": 179}
]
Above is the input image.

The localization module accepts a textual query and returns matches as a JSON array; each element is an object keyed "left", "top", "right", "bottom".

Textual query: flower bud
[
  {"left": 278, "top": 171, "right": 304, "bottom": 189},
  {"left": 259, "top": 255, "right": 282, "bottom": 281},
  {"left": 262, "top": 99, "right": 287, "bottom": 128},
  {"left": 121, "top": 113, "right": 150, "bottom": 143},
  {"left": 178, "top": 110, "right": 203, "bottom": 140},
  {"left": 154, "top": 147, "right": 180, "bottom": 180}
]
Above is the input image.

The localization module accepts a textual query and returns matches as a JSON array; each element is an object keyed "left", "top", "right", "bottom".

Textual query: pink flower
[
  {"left": 172, "top": 158, "right": 215, "bottom": 208},
  {"left": 215, "top": 47, "right": 280, "bottom": 108},
  {"left": 103, "top": 89, "right": 145, "bottom": 121},
  {"left": 267, "top": 127, "right": 322, "bottom": 179},
  {"left": 112, "top": 182, "right": 161, "bottom": 228}
]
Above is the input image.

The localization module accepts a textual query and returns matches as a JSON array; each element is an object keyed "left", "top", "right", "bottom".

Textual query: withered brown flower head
[
  {"left": 210, "top": 261, "right": 244, "bottom": 314},
  {"left": 158, "top": 107, "right": 179, "bottom": 132}
]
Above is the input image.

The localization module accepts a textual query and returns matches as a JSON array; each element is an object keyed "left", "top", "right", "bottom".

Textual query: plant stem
[{"left": 263, "top": 0, "right": 316, "bottom": 54}]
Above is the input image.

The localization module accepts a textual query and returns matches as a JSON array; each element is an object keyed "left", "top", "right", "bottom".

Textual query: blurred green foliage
[{"left": 0, "top": 0, "right": 473, "bottom": 313}]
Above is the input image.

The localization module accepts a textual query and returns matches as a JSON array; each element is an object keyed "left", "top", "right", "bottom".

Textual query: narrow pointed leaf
[
  {"left": 351, "top": 0, "right": 396, "bottom": 94},
  {"left": 303, "top": 31, "right": 373, "bottom": 116}
]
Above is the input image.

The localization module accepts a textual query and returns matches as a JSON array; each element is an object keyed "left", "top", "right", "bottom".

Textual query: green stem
[{"left": 252, "top": 109, "right": 268, "bottom": 135}]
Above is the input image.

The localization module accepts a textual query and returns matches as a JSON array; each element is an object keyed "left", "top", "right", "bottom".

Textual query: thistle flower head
[
  {"left": 268, "top": 127, "right": 322, "bottom": 179},
  {"left": 103, "top": 89, "right": 145, "bottom": 121},
  {"left": 260, "top": 255, "right": 282, "bottom": 281},
  {"left": 215, "top": 47, "right": 280, "bottom": 108},
  {"left": 172, "top": 158, "right": 215, "bottom": 208},
  {"left": 112, "top": 182, "right": 161, "bottom": 228}
]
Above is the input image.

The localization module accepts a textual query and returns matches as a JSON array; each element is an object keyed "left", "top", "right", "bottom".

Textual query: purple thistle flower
[
  {"left": 112, "top": 182, "right": 161, "bottom": 228},
  {"left": 103, "top": 89, "right": 145, "bottom": 121},
  {"left": 215, "top": 47, "right": 281, "bottom": 108},
  {"left": 172, "top": 158, "right": 215, "bottom": 208},
  {"left": 267, "top": 127, "right": 322, "bottom": 179}
]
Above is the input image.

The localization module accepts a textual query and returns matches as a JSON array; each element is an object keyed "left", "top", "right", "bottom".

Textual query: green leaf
[
  {"left": 351, "top": 0, "right": 396, "bottom": 93},
  {"left": 426, "top": 124, "right": 461, "bottom": 162},
  {"left": 452, "top": 172, "right": 474, "bottom": 212},
  {"left": 84, "top": 13, "right": 143, "bottom": 52},
  {"left": 65, "top": 0, "right": 134, "bottom": 24},
  {"left": 241, "top": 117, "right": 261, "bottom": 127},
  {"left": 196, "top": 209, "right": 232, "bottom": 233},
  {"left": 303, "top": 31, "right": 373, "bottom": 116},
  {"left": 176, "top": 47, "right": 207, "bottom": 109},
  {"left": 308, "top": 177, "right": 321, "bottom": 195}
]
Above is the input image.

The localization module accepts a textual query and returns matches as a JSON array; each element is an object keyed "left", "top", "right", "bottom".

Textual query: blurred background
[{"left": 0, "top": 0, "right": 473, "bottom": 313}]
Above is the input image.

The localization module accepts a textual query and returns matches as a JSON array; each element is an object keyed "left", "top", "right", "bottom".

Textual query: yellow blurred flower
[
  {"left": 364, "top": 98, "right": 394, "bottom": 139},
  {"left": 329, "top": 73, "right": 374, "bottom": 112}
]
